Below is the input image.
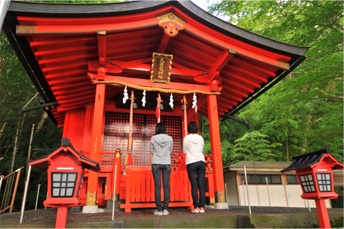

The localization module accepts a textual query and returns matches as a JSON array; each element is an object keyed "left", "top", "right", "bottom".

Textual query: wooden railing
[
  {"left": 120, "top": 166, "right": 192, "bottom": 212},
  {"left": 79, "top": 152, "right": 215, "bottom": 211},
  {"left": 0, "top": 167, "right": 23, "bottom": 213}
]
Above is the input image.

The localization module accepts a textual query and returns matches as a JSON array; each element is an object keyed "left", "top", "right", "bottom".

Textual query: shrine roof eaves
[
  {"left": 8, "top": 0, "right": 308, "bottom": 57},
  {"left": 4, "top": 0, "right": 308, "bottom": 126}
]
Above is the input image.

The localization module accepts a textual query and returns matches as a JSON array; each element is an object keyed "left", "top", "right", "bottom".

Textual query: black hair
[
  {"left": 155, "top": 123, "right": 166, "bottom": 134},
  {"left": 187, "top": 121, "right": 198, "bottom": 134}
]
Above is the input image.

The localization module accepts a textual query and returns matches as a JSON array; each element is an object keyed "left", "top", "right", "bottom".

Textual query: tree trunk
[
  {"left": 11, "top": 114, "right": 25, "bottom": 172},
  {"left": 35, "top": 112, "right": 48, "bottom": 133},
  {"left": 285, "top": 133, "right": 289, "bottom": 161}
]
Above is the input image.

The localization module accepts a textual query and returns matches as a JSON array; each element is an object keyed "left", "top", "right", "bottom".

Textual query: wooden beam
[
  {"left": 88, "top": 60, "right": 205, "bottom": 78},
  {"left": 55, "top": 90, "right": 94, "bottom": 100},
  {"left": 196, "top": 50, "right": 235, "bottom": 83},
  {"left": 157, "top": 32, "right": 170, "bottom": 53},
  {"left": 88, "top": 74, "right": 220, "bottom": 94},
  {"left": 229, "top": 65, "right": 270, "bottom": 83},
  {"left": 225, "top": 79, "right": 255, "bottom": 94},
  {"left": 45, "top": 70, "right": 85, "bottom": 80},
  {"left": 58, "top": 94, "right": 94, "bottom": 104},
  {"left": 97, "top": 31, "right": 107, "bottom": 67},
  {"left": 42, "top": 63, "right": 87, "bottom": 74},
  {"left": 232, "top": 57, "right": 276, "bottom": 77},
  {"left": 184, "top": 23, "right": 290, "bottom": 70},
  {"left": 220, "top": 90, "right": 243, "bottom": 102},
  {"left": 51, "top": 82, "right": 91, "bottom": 92},
  {"left": 223, "top": 86, "right": 250, "bottom": 98},
  {"left": 38, "top": 53, "right": 95, "bottom": 65},
  {"left": 217, "top": 95, "right": 238, "bottom": 106},
  {"left": 16, "top": 17, "right": 158, "bottom": 34},
  {"left": 222, "top": 72, "right": 261, "bottom": 88}
]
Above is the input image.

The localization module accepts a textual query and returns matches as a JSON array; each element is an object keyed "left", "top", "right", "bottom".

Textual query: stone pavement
[{"left": 0, "top": 206, "right": 343, "bottom": 228}]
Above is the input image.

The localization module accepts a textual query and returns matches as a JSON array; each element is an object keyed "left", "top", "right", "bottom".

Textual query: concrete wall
[{"left": 224, "top": 171, "right": 333, "bottom": 208}]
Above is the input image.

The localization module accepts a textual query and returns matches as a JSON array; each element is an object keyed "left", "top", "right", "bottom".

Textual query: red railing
[{"left": 79, "top": 151, "right": 215, "bottom": 212}]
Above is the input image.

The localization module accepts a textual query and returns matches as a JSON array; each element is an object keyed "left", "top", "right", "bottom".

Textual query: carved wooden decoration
[{"left": 157, "top": 13, "right": 185, "bottom": 37}]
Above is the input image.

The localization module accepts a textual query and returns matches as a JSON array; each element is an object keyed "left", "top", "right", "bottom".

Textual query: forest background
[{"left": 0, "top": 0, "right": 343, "bottom": 210}]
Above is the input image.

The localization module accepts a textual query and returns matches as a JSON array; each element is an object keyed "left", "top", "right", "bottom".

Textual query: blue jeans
[
  {"left": 152, "top": 164, "right": 171, "bottom": 211},
  {"left": 187, "top": 161, "right": 206, "bottom": 208}
]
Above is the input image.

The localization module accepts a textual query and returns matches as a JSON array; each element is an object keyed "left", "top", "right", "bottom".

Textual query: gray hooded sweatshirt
[{"left": 149, "top": 133, "right": 173, "bottom": 165}]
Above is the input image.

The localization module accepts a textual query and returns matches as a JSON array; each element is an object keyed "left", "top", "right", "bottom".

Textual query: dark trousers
[
  {"left": 152, "top": 164, "right": 171, "bottom": 211},
  {"left": 187, "top": 161, "right": 206, "bottom": 208}
]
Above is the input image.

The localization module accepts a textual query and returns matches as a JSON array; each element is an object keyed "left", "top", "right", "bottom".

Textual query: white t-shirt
[{"left": 182, "top": 133, "right": 205, "bottom": 165}]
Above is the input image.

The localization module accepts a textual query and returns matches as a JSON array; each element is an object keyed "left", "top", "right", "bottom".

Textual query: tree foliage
[
  {"left": 208, "top": 0, "right": 343, "bottom": 164},
  {"left": 233, "top": 131, "right": 281, "bottom": 163}
]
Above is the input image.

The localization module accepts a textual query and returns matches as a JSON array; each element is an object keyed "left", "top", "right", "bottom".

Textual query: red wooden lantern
[
  {"left": 282, "top": 148, "right": 343, "bottom": 228},
  {"left": 28, "top": 138, "right": 100, "bottom": 229}
]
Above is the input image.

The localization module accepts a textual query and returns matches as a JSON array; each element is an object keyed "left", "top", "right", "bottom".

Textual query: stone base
[
  {"left": 82, "top": 205, "right": 99, "bottom": 214},
  {"left": 214, "top": 203, "right": 229, "bottom": 209},
  {"left": 70, "top": 206, "right": 82, "bottom": 212},
  {"left": 104, "top": 200, "right": 121, "bottom": 213}
]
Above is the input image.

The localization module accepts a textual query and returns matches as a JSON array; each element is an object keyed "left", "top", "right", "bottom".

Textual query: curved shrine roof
[{"left": 4, "top": 0, "right": 308, "bottom": 127}]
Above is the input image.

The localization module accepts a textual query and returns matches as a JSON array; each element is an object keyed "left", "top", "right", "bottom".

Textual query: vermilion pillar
[
  {"left": 84, "top": 31, "right": 107, "bottom": 212},
  {"left": 55, "top": 207, "right": 68, "bottom": 228},
  {"left": 207, "top": 94, "right": 227, "bottom": 208},
  {"left": 85, "top": 79, "right": 106, "bottom": 211},
  {"left": 315, "top": 199, "right": 331, "bottom": 228}
]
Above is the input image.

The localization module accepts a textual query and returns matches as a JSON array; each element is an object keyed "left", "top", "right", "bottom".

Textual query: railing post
[{"left": 10, "top": 168, "right": 21, "bottom": 212}]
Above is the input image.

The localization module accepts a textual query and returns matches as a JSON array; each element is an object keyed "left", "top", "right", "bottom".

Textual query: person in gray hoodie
[
  {"left": 149, "top": 123, "right": 173, "bottom": 216},
  {"left": 183, "top": 121, "right": 206, "bottom": 214}
]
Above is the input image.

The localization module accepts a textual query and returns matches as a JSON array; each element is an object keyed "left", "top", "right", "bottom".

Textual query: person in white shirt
[{"left": 182, "top": 121, "right": 206, "bottom": 214}]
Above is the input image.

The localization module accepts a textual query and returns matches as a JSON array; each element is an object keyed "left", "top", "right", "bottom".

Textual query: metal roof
[
  {"left": 224, "top": 161, "right": 292, "bottom": 173},
  {"left": 281, "top": 148, "right": 344, "bottom": 172},
  {"left": 3, "top": 0, "right": 308, "bottom": 127}
]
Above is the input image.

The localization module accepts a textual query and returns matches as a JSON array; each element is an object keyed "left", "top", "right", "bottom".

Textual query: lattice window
[
  {"left": 299, "top": 174, "right": 316, "bottom": 193},
  {"left": 104, "top": 113, "right": 182, "bottom": 166},
  {"left": 317, "top": 173, "right": 332, "bottom": 192},
  {"left": 52, "top": 172, "right": 77, "bottom": 197}
]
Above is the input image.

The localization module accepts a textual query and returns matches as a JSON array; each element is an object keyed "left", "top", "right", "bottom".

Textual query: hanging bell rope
[
  {"left": 181, "top": 95, "right": 187, "bottom": 135},
  {"left": 156, "top": 93, "right": 163, "bottom": 123}
]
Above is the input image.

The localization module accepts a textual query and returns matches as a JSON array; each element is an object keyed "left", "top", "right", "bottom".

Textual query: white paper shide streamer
[
  {"left": 192, "top": 92, "right": 197, "bottom": 113},
  {"left": 169, "top": 93, "right": 174, "bottom": 109},
  {"left": 142, "top": 90, "right": 146, "bottom": 107},
  {"left": 123, "top": 86, "right": 129, "bottom": 104}
]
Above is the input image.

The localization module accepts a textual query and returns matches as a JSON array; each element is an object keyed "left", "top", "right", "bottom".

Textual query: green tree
[
  {"left": 233, "top": 131, "right": 281, "bottom": 163},
  {"left": 210, "top": 0, "right": 343, "bottom": 163},
  {"left": 0, "top": 34, "right": 62, "bottom": 212}
]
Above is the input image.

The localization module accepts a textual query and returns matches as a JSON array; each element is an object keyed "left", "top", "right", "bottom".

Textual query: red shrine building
[{"left": 4, "top": 1, "right": 307, "bottom": 213}]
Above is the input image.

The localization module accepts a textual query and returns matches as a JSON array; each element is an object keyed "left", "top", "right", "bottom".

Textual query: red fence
[{"left": 120, "top": 166, "right": 192, "bottom": 212}]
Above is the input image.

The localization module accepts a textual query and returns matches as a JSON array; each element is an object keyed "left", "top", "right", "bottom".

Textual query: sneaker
[
  {"left": 199, "top": 207, "right": 205, "bottom": 213},
  {"left": 162, "top": 210, "right": 169, "bottom": 216},
  {"left": 154, "top": 210, "right": 163, "bottom": 216},
  {"left": 191, "top": 207, "right": 200, "bottom": 214}
]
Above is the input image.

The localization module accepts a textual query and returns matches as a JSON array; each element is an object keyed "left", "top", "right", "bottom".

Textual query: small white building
[{"left": 223, "top": 161, "right": 343, "bottom": 208}]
